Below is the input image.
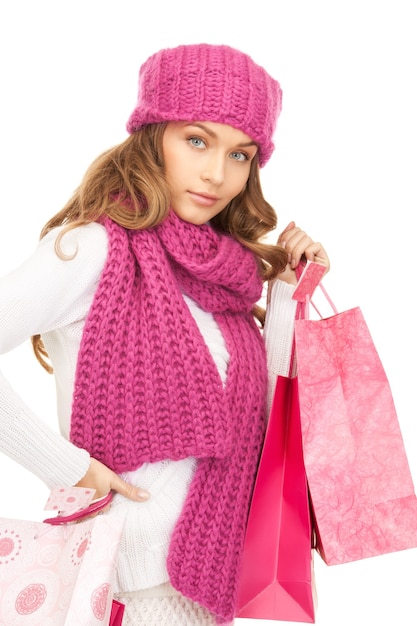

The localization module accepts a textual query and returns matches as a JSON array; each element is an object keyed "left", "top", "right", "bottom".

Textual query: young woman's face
[{"left": 162, "top": 121, "right": 258, "bottom": 225}]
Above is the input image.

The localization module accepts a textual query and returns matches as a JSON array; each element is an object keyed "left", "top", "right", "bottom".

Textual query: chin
[{"left": 171, "top": 207, "right": 213, "bottom": 226}]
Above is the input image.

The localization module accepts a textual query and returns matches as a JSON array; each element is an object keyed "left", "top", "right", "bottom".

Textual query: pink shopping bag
[
  {"left": 293, "top": 284, "right": 417, "bottom": 565},
  {"left": 237, "top": 373, "right": 316, "bottom": 623},
  {"left": 0, "top": 491, "right": 124, "bottom": 625},
  {"left": 110, "top": 599, "right": 125, "bottom": 626}
]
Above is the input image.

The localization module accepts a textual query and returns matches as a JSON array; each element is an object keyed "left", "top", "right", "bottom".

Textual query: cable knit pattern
[{"left": 70, "top": 211, "right": 268, "bottom": 624}]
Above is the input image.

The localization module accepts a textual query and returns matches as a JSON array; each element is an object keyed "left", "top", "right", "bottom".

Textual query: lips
[{"left": 187, "top": 191, "right": 219, "bottom": 207}]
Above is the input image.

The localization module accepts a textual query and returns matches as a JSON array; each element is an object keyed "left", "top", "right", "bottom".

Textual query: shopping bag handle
[
  {"left": 293, "top": 261, "right": 337, "bottom": 319},
  {"left": 43, "top": 491, "right": 113, "bottom": 525},
  {"left": 307, "top": 283, "right": 338, "bottom": 319}
]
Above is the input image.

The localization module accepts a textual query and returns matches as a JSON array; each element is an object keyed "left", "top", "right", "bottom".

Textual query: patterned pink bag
[
  {"left": 293, "top": 281, "right": 417, "bottom": 565},
  {"left": 0, "top": 489, "right": 124, "bottom": 625}
]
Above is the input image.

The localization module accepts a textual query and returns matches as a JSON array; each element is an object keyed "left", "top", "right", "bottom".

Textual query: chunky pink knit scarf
[{"left": 70, "top": 211, "right": 268, "bottom": 624}]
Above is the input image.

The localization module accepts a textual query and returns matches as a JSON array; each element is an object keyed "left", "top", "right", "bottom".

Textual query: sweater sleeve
[
  {"left": 0, "top": 369, "right": 91, "bottom": 487},
  {"left": 0, "top": 223, "right": 108, "bottom": 488},
  {"left": 263, "top": 278, "right": 298, "bottom": 414}
]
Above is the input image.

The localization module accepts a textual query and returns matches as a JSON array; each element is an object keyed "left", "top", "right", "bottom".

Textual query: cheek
[
  {"left": 163, "top": 153, "right": 179, "bottom": 185},
  {"left": 163, "top": 145, "right": 194, "bottom": 186},
  {"left": 162, "top": 139, "right": 181, "bottom": 180},
  {"left": 227, "top": 168, "right": 250, "bottom": 198}
]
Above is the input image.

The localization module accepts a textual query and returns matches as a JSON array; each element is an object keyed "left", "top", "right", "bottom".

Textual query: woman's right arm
[
  {"left": 0, "top": 224, "right": 106, "bottom": 488},
  {"left": 0, "top": 223, "right": 150, "bottom": 502},
  {"left": 0, "top": 367, "right": 91, "bottom": 486}
]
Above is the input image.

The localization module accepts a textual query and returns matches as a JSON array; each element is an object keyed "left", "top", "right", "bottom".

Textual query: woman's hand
[
  {"left": 277, "top": 221, "right": 330, "bottom": 285},
  {"left": 75, "top": 457, "right": 150, "bottom": 504}
]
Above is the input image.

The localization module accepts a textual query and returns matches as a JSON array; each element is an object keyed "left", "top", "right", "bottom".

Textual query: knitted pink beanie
[{"left": 126, "top": 43, "right": 282, "bottom": 166}]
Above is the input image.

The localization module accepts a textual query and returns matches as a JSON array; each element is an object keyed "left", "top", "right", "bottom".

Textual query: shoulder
[
  {"left": 29, "top": 222, "right": 109, "bottom": 296},
  {"left": 41, "top": 222, "right": 108, "bottom": 255}
]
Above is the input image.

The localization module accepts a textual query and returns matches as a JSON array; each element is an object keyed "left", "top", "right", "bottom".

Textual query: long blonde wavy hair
[{"left": 32, "top": 123, "right": 288, "bottom": 372}]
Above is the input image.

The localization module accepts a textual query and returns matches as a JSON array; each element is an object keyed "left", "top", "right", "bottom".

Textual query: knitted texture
[
  {"left": 126, "top": 43, "right": 282, "bottom": 167},
  {"left": 70, "top": 211, "right": 268, "bottom": 624},
  {"left": 115, "top": 584, "right": 218, "bottom": 625}
]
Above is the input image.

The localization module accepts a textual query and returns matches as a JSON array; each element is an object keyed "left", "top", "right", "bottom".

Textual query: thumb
[{"left": 110, "top": 473, "right": 150, "bottom": 502}]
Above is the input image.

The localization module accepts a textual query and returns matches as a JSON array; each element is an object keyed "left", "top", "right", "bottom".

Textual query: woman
[{"left": 0, "top": 43, "right": 329, "bottom": 624}]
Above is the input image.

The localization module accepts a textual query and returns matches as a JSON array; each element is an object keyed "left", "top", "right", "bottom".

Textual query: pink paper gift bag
[
  {"left": 0, "top": 511, "right": 124, "bottom": 625},
  {"left": 237, "top": 373, "right": 316, "bottom": 623},
  {"left": 294, "top": 287, "right": 417, "bottom": 565},
  {"left": 110, "top": 599, "right": 125, "bottom": 626}
]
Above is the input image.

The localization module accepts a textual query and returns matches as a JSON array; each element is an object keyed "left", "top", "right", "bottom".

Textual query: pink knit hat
[{"left": 126, "top": 43, "right": 282, "bottom": 167}]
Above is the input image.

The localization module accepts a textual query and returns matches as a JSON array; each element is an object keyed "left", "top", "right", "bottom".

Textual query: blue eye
[
  {"left": 230, "top": 151, "right": 248, "bottom": 162},
  {"left": 188, "top": 136, "right": 205, "bottom": 149}
]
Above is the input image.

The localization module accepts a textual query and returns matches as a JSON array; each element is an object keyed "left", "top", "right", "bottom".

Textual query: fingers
[
  {"left": 76, "top": 457, "right": 150, "bottom": 504},
  {"left": 278, "top": 221, "right": 296, "bottom": 239},
  {"left": 278, "top": 223, "right": 330, "bottom": 273},
  {"left": 302, "top": 241, "right": 329, "bottom": 267},
  {"left": 110, "top": 472, "right": 150, "bottom": 502}
]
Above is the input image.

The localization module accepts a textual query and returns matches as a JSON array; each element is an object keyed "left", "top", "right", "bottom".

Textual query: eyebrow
[{"left": 185, "top": 122, "right": 258, "bottom": 148}]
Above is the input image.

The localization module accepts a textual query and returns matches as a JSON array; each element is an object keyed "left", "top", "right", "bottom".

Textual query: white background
[{"left": 0, "top": 1, "right": 416, "bottom": 624}]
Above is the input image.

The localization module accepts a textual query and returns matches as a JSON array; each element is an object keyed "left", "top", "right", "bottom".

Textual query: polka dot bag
[{"left": 0, "top": 487, "right": 124, "bottom": 625}]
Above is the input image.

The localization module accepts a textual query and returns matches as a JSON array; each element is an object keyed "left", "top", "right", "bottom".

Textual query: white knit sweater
[{"left": 0, "top": 222, "right": 296, "bottom": 593}]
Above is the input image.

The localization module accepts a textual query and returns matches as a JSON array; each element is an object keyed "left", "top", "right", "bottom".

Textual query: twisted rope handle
[{"left": 43, "top": 491, "right": 113, "bottom": 525}]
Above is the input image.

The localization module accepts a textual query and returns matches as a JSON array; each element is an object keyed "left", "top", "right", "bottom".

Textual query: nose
[{"left": 201, "top": 152, "right": 225, "bottom": 186}]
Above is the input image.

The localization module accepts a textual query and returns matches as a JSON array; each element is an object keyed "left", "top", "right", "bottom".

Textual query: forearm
[
  {"left": 264, "top": 278, "right": 297, "bottom": 372},
  {"left": 0, "top": 368, "right": 90, "bottom": 488},
  {"left": 263, "top": 279, "right": 298, "bottom": 412}
]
